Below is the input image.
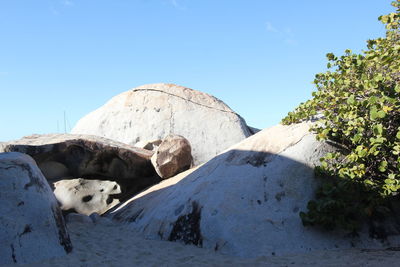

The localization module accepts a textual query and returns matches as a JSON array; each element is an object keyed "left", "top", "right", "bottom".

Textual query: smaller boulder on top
[{"left": 151, "top": 135, "right": 193, "bottom": 179}]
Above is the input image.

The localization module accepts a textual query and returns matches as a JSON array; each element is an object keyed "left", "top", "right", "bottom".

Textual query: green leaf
[
  {"left": 369, "top": 96, "right": 378, "bottom": 105},
  {"left": 370, "top": 136, "right": 385, "bottom": 144},
  {"left": 325, "top": 153, "right": 334, "bottom": 159},
  {"left": 347, "top": 95, "right": 355, "bottom": 105},
  {"left": 393, "top": 145, "right": 400, "bottom": 155},
  {"left": 374, "top": 73, "right": 384, "bottom": 82},
  {"left": 352, "top": 133, "right": 362, "bottom": 143},
  {"left": 370, "top": 106, "right": 386, "bottom": 120},
  {"left": 370, "top": 106, "right": 379, "bottom": 120},
  {"left": 379, "top": 161, "right": 388, "bottom": 172},
  {"left": 377, "top": 110, "right": 386, "bottom": 118},
  {"left": 326, "top": 53, "right": 335, "bottom": 61},
  {"left": 364, "top": 179, "right": 374, "bottom": 186},
  {"left": 385, "top": 178, "right": 395, "bottom": 184},
  {"left": 380, "top": 15, "right": 389, "bottom": 24},
  {"left": 373, "top": 124, "right": 383, "bottom": 136},
  {"left": 356, "top": 145, "right": 368, "bottom": 157}
]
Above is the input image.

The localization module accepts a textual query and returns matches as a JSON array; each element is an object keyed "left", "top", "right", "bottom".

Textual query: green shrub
[{"left": 282, "top": 1, "right": 400, "bottom": 232}]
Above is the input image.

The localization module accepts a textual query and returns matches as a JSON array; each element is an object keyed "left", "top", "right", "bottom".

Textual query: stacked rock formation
[
  {"left": 71, "top": 83, "right": 254, "bottom": 165},
  {"left": 0, "top": 134, "right": 159, "bottom": 214}
]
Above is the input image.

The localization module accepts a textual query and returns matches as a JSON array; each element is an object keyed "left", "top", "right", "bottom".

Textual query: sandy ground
[{"left": 7, "top": 216, "right": 400, "bottom": 267}]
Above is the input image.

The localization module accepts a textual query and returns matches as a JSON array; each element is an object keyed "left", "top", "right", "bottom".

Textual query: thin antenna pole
[
  {"left": 64, "top": 111, "right": 66, "bottom": 133},
  {"left": 66, "top": 117, "right": 72, "bottom": 133}
]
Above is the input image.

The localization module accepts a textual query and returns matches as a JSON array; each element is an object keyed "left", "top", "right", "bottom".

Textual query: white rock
[
  {"left": 71, "top": 83, "right": 253, "bottom": 165},
  {"left": 54, "top": 178, "right": 121, "bottom": 215},
  {"left": 108, "top": 123, "right": 400, "bottom": 258},
  {"left": 0, "top": 152, "right": 72, "bottom": 265}
]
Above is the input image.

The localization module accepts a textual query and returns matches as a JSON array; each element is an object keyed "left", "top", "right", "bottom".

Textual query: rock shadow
[{"left": 107, "top": 147, "right": 400, "bottom": 257}]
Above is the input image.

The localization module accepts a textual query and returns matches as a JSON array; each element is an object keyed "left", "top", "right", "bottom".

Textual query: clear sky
[{"left": 0, "top": 0, "right": 395, "bottom": 141}]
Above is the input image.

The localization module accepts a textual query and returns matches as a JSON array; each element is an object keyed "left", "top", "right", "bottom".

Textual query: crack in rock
[
  {"left": 52, "top": 206, "right": 73, "bottom": 253},
  {"left": 10, "top": 244, "right": 17, "bottom": 263},
  {"left": 133, "top": 88, "right": 239, "bottom": 115},
  {"left": 5, "top": 160, "right": 48, "bottom": 192}
]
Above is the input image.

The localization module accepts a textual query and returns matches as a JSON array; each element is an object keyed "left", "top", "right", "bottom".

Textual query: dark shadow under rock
[{"left": 0, "top": 134, "right": 161, "bottom": 210}]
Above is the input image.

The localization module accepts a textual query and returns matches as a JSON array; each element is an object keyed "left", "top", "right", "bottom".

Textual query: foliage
[{"left": 282, "top": 1, "right": 400, "bottom": 232}]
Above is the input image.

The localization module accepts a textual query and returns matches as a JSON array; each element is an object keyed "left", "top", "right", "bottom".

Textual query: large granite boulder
[
  {"left": 54, "top": 178, "right": 121, "bottom": 215},
  {"left": 107, "top": 123, "right": 400, "bottom": 258},
  {"left": 71, "top": 83, "right": 253, "bottom": 165},
  {"left": 0, "top": 152, "right": 72, "bottom": 265},
  {"left": 151, "top": 135, "right": 193, "bottom": 179},
  {"left": 0, "top": 134, "right": 160, "bottom": 203}
]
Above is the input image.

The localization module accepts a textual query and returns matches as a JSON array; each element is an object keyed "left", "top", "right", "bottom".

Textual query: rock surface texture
[
  {"left": 135, "top": 139, "right": 162, "bottom": 151},
  {"left": 151, "top": 135, "right": 193, "bottom": 179},
  {"left": 71, "top": 83, "right": 253, "bottom": 165},
  {"left": 0, "top": 134, "right": 159, "bottom": 203},
  {"left": 54, "top": 178, "right": 121, "bottom": 215},
  {"left": 107, "top": 123, "right": 400, "bottom": 258},
  {"left": 0, "top": 152, "right": 72, "bottom": 265}
]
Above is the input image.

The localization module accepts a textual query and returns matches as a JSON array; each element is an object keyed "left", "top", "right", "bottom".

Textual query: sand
[{"left": 8, "top": 216, "right": 400, "bottom": 267}]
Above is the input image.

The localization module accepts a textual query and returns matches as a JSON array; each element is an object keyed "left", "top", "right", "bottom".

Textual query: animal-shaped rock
[
  {"left": 151, "top": 135, "right": 193, "bottom": 179},
  {"left": 0, "top": 152, "right": 72, "bottom": 265},
  {"left": 54, "top": 178, "right": 121, "bottom": 215}
]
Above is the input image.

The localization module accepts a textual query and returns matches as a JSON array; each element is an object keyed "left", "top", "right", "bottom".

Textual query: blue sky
[{"left": 0, "top": 0, "right": 394, "bottom": 141}]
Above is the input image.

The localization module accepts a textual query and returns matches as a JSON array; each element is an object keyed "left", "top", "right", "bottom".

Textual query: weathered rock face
[
  {"left": 0, "top": 134, "right": 160, "bottom": 203},
  {"left": 71, "top": 83, "right": 253, "bottom": 165},
  {"left": 135, "top": 139, "right": 162, "bottom": 151},
  {"left": 0, "top": 152, "right": 72, "bottom": 265},
  {"left": 107, "top": 123, "right": 400, "bottom": 258},
  {"left": 54, "top": 178, "right": 121, "bottom": 215},
  {"left": 151, "top": 135, "right": 193, "bottom": 179}
]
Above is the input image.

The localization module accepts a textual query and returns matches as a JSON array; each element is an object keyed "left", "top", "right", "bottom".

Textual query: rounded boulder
[{"left": 71, "top": 83, "right": 253, "bottom": 165}]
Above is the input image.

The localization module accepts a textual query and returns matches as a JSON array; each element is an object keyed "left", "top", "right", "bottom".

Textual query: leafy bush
[{"left": 282, "top": 1, "right": 400, "bottom": 232}]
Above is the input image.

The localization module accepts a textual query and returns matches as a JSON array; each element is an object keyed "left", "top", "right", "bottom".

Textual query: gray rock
[
  {"left": 0, "top": 134, "right": 160, "bottom": 201},
  {"left": 71, "top": 83, "right": 253, "bottom": 165},
  {"left": 108, "top": 123, "right": 400, "bottom": 258},
  {"left": 151, "top": 135, "right": 193, "bottom": 179},
  {"left": 54, "top": 178, "right": 121, "bottom": 215},
  {"left": 89, "top": 212, "right": 101, "bottom": 223},
  {"left": 89, "top": 213, "right": 113, "bottom": 225},
  {"left": 0, "top": 152, "right": 72, "bottom": 265},
  {"left": 247, "top": 126, "right": 261, "bottom": 134},
  {"left": 65, "top": 213, "right": 93, "bottom": 224},
  {"left": 38, "top": 161, "right": 70, "bottom": 180}
]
